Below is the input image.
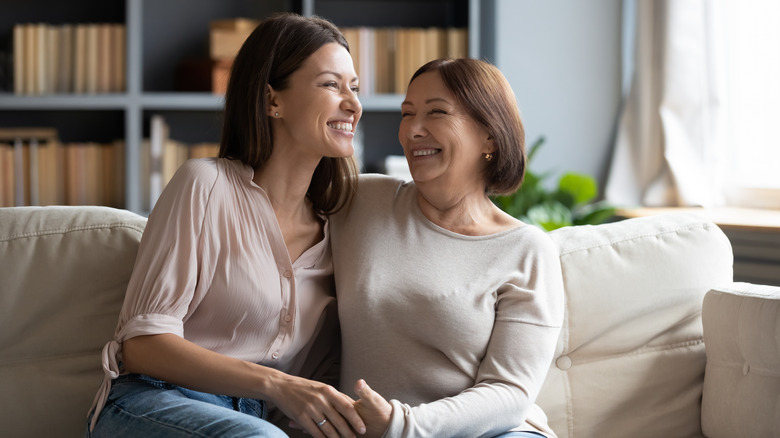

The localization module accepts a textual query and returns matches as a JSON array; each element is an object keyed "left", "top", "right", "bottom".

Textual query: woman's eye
[
  {"left": 401, "top": 112, "right": 413, "bottom": 118},
  {"left": 324, "top": 82, "right": 338, "bottom": 88},
  {"left": 351, "top": 86, "right": 360, "bottom": 93},
  {"left": 430, "top": 109, "right": 447, "bottom": 115}
]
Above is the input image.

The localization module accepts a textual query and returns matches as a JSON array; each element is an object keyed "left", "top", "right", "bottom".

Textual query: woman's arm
[
  {"left": 123, "top": 333, "right": 365, "bottom": 438},
  {"left": 348, "top": 230, "right": 564, "bottom": 438}
]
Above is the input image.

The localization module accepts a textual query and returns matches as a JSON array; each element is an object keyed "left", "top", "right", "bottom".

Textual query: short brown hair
[
  {"left": 410, "top": 58, "right": 525, "bottom": 195},
  {"left": 219, "top": 13, "right": 358, "bottom": 214}
]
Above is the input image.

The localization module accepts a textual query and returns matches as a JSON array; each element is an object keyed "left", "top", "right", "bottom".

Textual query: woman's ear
[
  {"left": 266, "top": 84, "right": 281, "bottom": 118},
  {"left": 482, "top": 134, "right": 496, "bottom": 155}
]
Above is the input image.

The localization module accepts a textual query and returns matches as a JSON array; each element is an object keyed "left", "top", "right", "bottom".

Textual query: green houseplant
[{"left": 492, "top": 137, "right": 616, "bottom": 231}]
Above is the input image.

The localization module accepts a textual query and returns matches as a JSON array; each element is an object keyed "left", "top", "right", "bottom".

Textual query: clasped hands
[{"left": 287, "top": 379, "right": 391, "bottom": 438}]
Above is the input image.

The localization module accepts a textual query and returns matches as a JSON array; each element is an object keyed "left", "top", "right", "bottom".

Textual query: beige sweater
[{"left": 330, "top": 175, "right": 564, "bottom": 438}]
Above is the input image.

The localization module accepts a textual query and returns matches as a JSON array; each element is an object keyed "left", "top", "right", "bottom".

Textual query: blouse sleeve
[
  {"left": 384, "top": 229, "right": 564, "bottom": 438},
  {"left": 115, "top": 159, "right": 218, "bottom": 343}
]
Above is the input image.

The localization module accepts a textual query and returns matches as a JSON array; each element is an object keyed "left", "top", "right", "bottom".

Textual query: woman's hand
[
  {"left": 353, "top": 380, "right": 392, "bottom": 438},
  {"left": 268, "top": 372, "right": 366, "bottom": 438}
]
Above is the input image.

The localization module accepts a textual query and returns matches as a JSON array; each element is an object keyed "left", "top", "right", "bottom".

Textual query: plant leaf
[
  {"left": 558, "top": 172, "right": 597, "bottom": 206},
  {"left": 526, "top": 201, "right": 573, "bottom": 231}
]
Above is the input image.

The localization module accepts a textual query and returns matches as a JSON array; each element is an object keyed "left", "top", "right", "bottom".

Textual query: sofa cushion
[
  {"left": 0, "top": 206, "right": 146, "bottom": 438},
  {"left": 701, "top": 282, "right": 780, "bottom": 437},
  {"left": 538, "top": 214, "right": 733, "bottom": 438}
]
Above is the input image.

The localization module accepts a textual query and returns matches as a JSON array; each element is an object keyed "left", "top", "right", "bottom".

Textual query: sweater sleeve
[{"left": 383, "top": 229, "right": 564, "bottom": 438}]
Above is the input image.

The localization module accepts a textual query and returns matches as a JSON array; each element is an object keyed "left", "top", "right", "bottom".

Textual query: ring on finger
[{"left": 316, "top": 418, "right": 328, "bottom": 427}]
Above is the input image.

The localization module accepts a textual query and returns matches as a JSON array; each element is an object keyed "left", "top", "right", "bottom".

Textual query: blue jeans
[{"left": 86, "top": 374, "right": 286, "bottom": 438}]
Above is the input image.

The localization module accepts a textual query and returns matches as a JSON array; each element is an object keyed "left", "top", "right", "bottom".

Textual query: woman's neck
[
  {"left": 253, "top": 147, "right": 320, "bottom": 224},
  {"left": 414, "top": 181, "right": 522, "bottom": 236}
]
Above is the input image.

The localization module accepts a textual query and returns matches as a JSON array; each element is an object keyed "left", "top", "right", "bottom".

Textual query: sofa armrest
[
  {"left": 0, "top": 206, "right": 147, "bottom": 437},
  {"left": 701, "top": 282, "right": 780, "bottom": 437}
]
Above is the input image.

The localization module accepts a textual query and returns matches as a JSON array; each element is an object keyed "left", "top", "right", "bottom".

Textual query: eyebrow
[
  {"left": 401, "top": 97, "right": 452, "bottom": 106},
  {"left": 317, "top": 71, "right": 359, "bottom": 83}
]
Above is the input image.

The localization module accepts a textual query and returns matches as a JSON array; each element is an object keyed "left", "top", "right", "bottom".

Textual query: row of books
[
  {"left": 12, "top": 23, "right": 126, "bottom": 95},
  {"left": 0, "top": 128, "right": 125, "bottom": 208},
  {"left": 340, "top": 27, "right": 468, "bottom": 95},
  {"left": 0, "top": 124, "right": 219, "bottom": 210}
]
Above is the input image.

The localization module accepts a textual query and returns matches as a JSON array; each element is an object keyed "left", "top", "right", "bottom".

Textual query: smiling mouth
[
  {"left": 412, "top": 149, "right": 441, "bottom": 157},
  {"left": 327, "top": 122, "right": 353, "bottom": 132}
]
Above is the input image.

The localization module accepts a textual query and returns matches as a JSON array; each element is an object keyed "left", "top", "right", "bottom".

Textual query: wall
[{"left": 491, "top": 0, "right": 623, "bottom": 192}]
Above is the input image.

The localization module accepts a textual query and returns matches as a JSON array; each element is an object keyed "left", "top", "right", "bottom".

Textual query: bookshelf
[{"left": 0, "top": 0, "right": 490, "bottom": 214}]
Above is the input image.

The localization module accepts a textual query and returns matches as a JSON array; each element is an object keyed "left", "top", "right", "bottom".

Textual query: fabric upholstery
[
  {"left": 701, "top": 282, "right": 780, "bottom": 437},
  {"left": 3, "top": 206, "right": 771, "bottom": 437},
  {"left": 0, "top": 206, "right": 146, "bottom": 437},
  {"left": 539, "top": 214, "right": 734, "bottom": 438}
]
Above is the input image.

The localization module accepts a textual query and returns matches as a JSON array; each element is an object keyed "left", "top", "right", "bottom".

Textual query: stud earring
[
  {"left": 484, "top": 153, "right": 493, "bottom": 161},
  {"left": 274, "top": 112, "right": 279, "bottom": 118}
]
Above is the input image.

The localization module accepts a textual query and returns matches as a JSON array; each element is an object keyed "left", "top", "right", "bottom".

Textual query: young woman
[
  {"left": 330, "top": 58, "right": 564, "bottom": 438},
  {"left": 86, "top": 14, "right": 366, "bottom": 438}
]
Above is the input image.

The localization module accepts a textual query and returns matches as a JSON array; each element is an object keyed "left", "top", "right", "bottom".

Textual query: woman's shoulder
[
  {"left": 160, "top": 158, "right": 229, "bottom": 202},
  {"left": 173, "top": 157, "right": 220, "bottom": 181},
  {"left": 356, "top": 173, "right": 411, "bottom": 198},
  {"left": 333, "top": 174, "right": 410, "bottom": 223},
  {"left": 171, "top": 157, "right": 247, "bottom": 188},
  {"left": 507, "top": 223, "right": 561, "bottom": 262}
]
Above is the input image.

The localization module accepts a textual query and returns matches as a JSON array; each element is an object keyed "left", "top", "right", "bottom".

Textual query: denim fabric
[{"left": 86, "top": 374, "right": 286, "bottom": 438}]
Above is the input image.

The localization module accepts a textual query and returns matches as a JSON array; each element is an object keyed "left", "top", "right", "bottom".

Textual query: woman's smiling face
[
  {"left": 398, "top": 71, "right": 493, "bottom": 191},
  {"left": 270, "top": 42, "right": 362, "bottom": 160}
]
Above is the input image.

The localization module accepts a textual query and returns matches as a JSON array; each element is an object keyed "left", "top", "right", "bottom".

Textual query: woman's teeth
[
  {"left": 327, "top": 122, "right": 353, "bottom": 132},
  {"left": 413, "top": 149, "right": 440, "bottom": 157}
]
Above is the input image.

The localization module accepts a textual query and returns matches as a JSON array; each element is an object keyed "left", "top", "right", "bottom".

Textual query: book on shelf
[
  {"left": 62, "top": 140, "right": 124, "bottom": 207},
  {"left": 73, "top": 24, "right": 87, "bottom": 93},
  {"left": 85, "top": 24, "right": 98, "bottom": 94},
  {"left": 209, "top": 18, "right": 260, "bottom": 60},
  {"left": 173, "top": 18, "right": 259, "bottom": 94},
  {"left": 0, "top": 127, "right": 60, "bottom": 207},
  {"left": 111, "top": 24, "right": 126, "bottom": 93},
  {"left": 0, "top": 142, "right": 14, "bottom": 207},
  {"left": 0, "top": 127, "right": 124, "bottom": 208},
  {"left": 57, "top": 24, "right": 73, "bottom": 93},
  {"left": 339, "top": 26, "right": 468, "bottom": 96},
  {"left": 12, "top": 22, "right": 126, "bottom": 95}
]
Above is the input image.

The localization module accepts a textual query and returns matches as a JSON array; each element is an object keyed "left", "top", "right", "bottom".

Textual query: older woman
[{"left": 330, "top": 58, "right": 564, "bottom": 438}]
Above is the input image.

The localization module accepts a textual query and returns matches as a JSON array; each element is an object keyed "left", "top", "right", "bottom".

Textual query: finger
[
  {"left": 303, "top": 417, "right": 327, "bottom": 438},
  {"left": 328, "top": 391, "right": 366, "bottom": 435},
  {"left": 354, "top": 379, "right": 379, "bottom": 403},
  {"left": 316, "top": 404, "right": 358, "bottom": 438},
  {"left": 317, "top": 418, "right": 341, "bottom": 438},
  {"left": 288, "top": 420, "right": 304, "bottom": 431}
]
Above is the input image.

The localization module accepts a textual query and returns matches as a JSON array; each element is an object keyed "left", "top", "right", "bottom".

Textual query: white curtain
[{"left": 605, "top": 0, "right": 726, "bottom": 207}]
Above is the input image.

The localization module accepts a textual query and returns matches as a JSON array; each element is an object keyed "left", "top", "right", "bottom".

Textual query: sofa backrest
[
  {"left": 0, "top": 206, "right": 147, "bottom": 437},
  {"left": 538, "top": 213, "right": 734, "bottom": 438}
]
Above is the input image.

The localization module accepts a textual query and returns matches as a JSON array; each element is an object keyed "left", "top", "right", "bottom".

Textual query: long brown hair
[
  {"left": 410, "top": 58, "right": 526, "bottom": 195},
  {"left": 219, "top": 13, "right": 358, "bottom": 214}
]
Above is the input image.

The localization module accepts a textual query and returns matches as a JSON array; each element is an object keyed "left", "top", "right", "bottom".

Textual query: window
[{"left": 721, "top": 0, "right": 780, "bottom": 208}]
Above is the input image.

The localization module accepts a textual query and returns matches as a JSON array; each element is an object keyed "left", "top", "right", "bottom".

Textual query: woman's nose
[
  {"left": 342, "top": 89, "right": 362, "bottom": 115},
  {"left": 403, "top": 116, "right": 426, "bottom": 139}
]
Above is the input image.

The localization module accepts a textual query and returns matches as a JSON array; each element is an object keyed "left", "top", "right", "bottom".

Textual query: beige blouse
[{"left": 89, "top": 158, "right": 336, "bottom": 429}]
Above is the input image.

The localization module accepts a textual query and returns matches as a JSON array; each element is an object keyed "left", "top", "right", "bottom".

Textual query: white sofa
[{"left": 1, "top": 206, "right": 778, "bottom": 437}]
